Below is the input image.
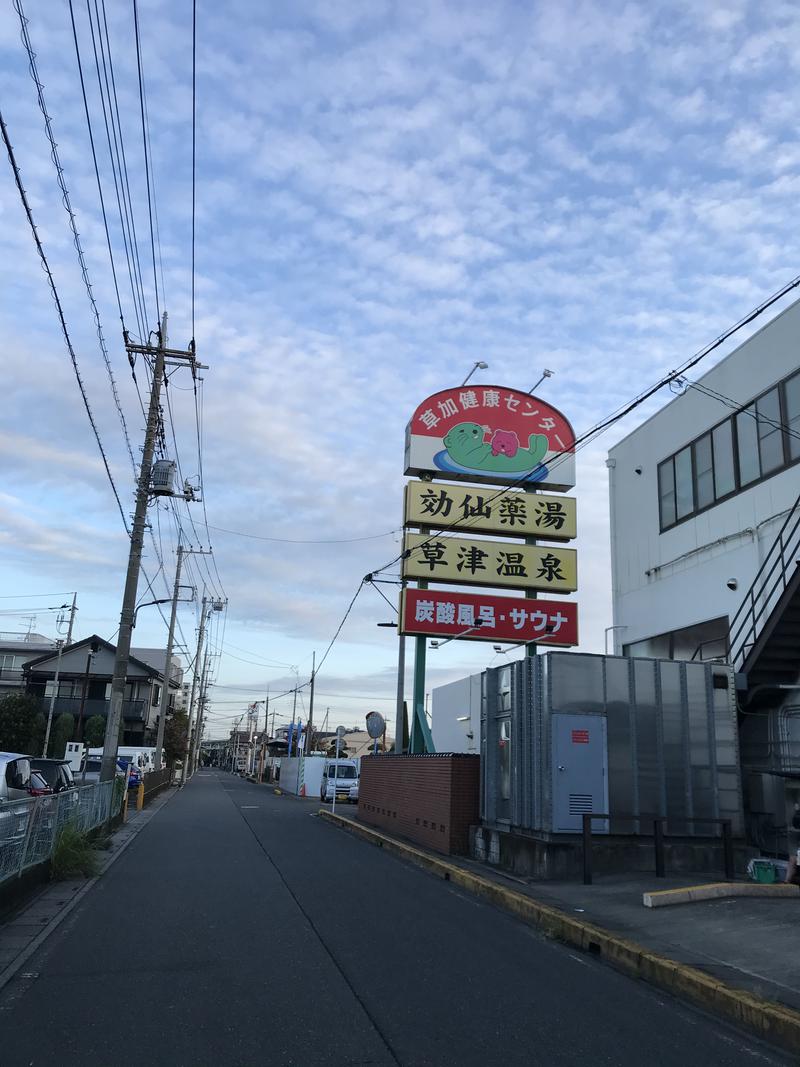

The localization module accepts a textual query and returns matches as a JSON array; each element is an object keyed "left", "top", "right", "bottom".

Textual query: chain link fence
[{"left": 0, "top": 779, "right": 125, "bottom": 887}]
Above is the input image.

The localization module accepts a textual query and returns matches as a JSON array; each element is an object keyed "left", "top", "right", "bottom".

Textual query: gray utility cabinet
[{"left": 481, "top": 652, "right": 744, "bottom": 837}]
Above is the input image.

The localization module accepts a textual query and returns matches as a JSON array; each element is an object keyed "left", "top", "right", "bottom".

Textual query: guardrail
[
  {"left": 581, "top": 813, "right": 735, "bottom": 886},
  {"left": 0, "top": 779, "right": 125, "bottom": 888}
]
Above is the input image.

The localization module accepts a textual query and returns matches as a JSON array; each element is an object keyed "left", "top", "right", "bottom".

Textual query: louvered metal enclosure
[{"left": 481, "top": 652, "right": 744, "bottom": 837}]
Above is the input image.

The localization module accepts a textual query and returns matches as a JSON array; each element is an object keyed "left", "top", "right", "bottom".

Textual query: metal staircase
[{"left": 729, "top": 490, "right": 800, "bottom": 689}]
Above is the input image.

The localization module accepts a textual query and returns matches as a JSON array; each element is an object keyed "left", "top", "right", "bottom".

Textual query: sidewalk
[
  {"left": 0, "top": 787, "right": 176, "bottom": 988},
  {"left": 323, "top": 807, "right": 800, "bottom": 1053}
]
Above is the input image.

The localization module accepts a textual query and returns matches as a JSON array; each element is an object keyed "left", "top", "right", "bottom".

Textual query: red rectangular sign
[
  {"left": 571, "top": 729, "right": 589, "bottom": 744},
  {"left": 400, "top": 588, "right": 578, "bottom": 647}
]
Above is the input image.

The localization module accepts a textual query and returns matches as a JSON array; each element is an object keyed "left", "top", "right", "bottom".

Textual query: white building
[
  {"left": 431, "top": 673, "right": 482, "bottom": 755},
  {"left": 608, "top": 297, "right": 800, "bottom": 672},
  {"left": 608, "top": 298, "right": 800, "bottom": 842}
]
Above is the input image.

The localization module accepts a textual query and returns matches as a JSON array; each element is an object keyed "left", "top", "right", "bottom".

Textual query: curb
[
  {"left": 0, "top": 786, "right": 179, "bottom": 994},
  {"left": 644, "top": 881, "right": 800, "bottom": 907},
  {"left": 320, "top": 809, "right": 800, "bottom": 1057}
]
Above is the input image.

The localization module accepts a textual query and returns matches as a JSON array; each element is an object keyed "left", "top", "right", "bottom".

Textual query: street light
[
  {"left": 528, "top": 368, "right": 554, "bottom": 394},
  {"left": 429, "top": 619, "right": 484, "bottom": 649},
  {"left": 604, "top": 625, "right": 627, "bottom": 655},
  {"left": 461, "top": 360, "right": 488, "bottom": 387}
]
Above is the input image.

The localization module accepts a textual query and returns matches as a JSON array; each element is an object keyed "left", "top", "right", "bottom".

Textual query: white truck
[{"left": 320, "top": 758, "right": 359, "bottom": 803}]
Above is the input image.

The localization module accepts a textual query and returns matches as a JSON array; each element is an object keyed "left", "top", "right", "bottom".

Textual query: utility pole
[
  {"left": 190, "top": 646, "right": 211, "bottom": 774},
  {"left": 43, "top": 592, "right": 77, "bottom": 757},
  {"left": 307, "top": 651, "right": 316, "bottom": 753},
  {"left": 152, "top": 542, "right": 207, "bottom": 769},
  {"left": 288, "top": 684, "right": 298, "bottom": 757},
  {"left": 101, "top": 314, "right": 201, "bottom": 783},
  {"left": 181, "top": 595, "right": 207, "bottom": 786},
  {"left": 154, "top": 536, "right": 183, "bottom": 770},
  {"left": 75, "top": 639, "right": 99, "bottom": 744}
]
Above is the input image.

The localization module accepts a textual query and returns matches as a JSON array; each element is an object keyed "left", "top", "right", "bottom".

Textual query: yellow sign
[
  {"left": 404, "top": 481, "right": 576, "bottom": 542},
  {"left": 402, "top": 533, "right": 577, "bottom": 593}
]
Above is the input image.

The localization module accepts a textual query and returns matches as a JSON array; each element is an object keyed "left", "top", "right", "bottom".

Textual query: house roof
[{"left": 23, "top": 634, "right": 180, "bottom": 686}]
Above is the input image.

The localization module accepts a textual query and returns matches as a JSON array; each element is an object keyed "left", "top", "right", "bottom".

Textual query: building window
[
  {"left": 624, "top": 616, "right": 728, "bottom": 662},
  {"left": 712, "top": 420, "right": 736, "bottom": 498},
  {"left": 736, "top": 405, "right": 760, "bottom": 486},
  {"left": 658, "top": 366, "right": 800, "bottom": 531},
  {"left": 785, "top": 370, "right": 800, "bottom": 461},
  {"left": 675, "top": 446, "right": 693, "bottom": 519},
  {"left": 658, "top": 458, "right": 676, "bottom": 528},
  {"left": 694, "top": 434, "right": 714, "bottom": 510},
  {"left": 756, "top": 388, "right": 783, "bottom": 474}
]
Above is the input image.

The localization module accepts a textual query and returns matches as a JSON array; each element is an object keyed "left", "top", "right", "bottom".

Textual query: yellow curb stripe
[
  {"left": 319, "top": 809, "right": 800, "bottom": 1057},
  {"left": 645, "top": 882, "right": 800, "bottom": 907}
]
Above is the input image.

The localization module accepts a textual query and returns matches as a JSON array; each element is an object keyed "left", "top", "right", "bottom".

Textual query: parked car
[
  {"left": 30, "top": 758, "right": 76, "bottom": 795},
  {"left": 115, "top": 756, "right": 142, "bottom": 788},
  {"left": 0, "top": 753, "right": 35, "bottom": 847},
  {"left": 320, "top": 759, "right": 360, "bottom": 803},
  {"left": 27, "top": 771, "right": 52, "bottom": 797},
  {"left": 0, "top": 753, "right": 33, "bottom": 802}
]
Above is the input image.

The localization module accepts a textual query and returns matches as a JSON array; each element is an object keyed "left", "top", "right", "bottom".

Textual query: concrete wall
[
  {"left": 358, "top": 754, "right": 480, "bottom": 855},
  {"left": 608, "top": 297, "right": 800, "bottom": 652},
  {"left": 431, "top": 673, "right": 482, "bottom": 754}
]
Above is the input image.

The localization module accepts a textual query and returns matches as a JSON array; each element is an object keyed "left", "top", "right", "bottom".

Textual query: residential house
[
  {"left": 0, "top": 632, "right": 58, "bottom": 697},
  {"left": 24, "top": 635, "right": 184, "bottom": 748}
]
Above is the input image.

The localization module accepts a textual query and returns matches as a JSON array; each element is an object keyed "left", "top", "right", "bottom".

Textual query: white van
[
  {"left": 89, "top": 747, "right": 150, "bottom": 773},
  {"left": 320, "top": 759, "right": 359, "bottom": 803}
]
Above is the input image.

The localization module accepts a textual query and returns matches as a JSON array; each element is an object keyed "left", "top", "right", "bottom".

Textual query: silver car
[
  {"left": 0, "top": 752, "right": 33, "bottom": 802},
  {"left": 0, "top": 752, "right": 34, "bottom": 849}
]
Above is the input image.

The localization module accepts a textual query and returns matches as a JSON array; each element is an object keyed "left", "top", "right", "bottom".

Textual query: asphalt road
[{"left": 0, "top": 772, "right": 792, "bottom": 1066}]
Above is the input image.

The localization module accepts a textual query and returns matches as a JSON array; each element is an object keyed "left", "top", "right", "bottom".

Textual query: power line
[
  {"left": 368, "top": 578, "right": 398, "bottom": 616},
  {"left": 131, "top": 0, "right": 160, "bottom": 322},
  {"left": 191, "top": 0, "right": 196, "bottom": 342},
  {"left": 316, "top": 581, "right": 365, "bottom": 675},
  {"left": 202, "top": 522, "right": 401, "bottom": 545},
  {"left": 16, "top": 0, "right": 138, "bottom": 480},
  {"left": 86, "top": 0, "right": 149, "bottom": 336},
  {"left": 684, "top": 378, "right": 800, "bottom": 443},
  {"left": 0, "top": 109, "right": 129, "bottom": 531},
  {"left": 371, "top": 274, "right": 800, "bottom": 580},
  {"left": 68, "top": 0, "right": 146, "bottom": 339}
]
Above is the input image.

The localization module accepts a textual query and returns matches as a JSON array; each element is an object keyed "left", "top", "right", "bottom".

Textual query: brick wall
[{"left": 358, "top": 754, "right": 480, "bottom": 855}]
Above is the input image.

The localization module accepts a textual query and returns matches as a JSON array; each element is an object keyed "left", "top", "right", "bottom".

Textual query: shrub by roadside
[{"left": 51, "top": 824, "right": 99, "bottom": 880}]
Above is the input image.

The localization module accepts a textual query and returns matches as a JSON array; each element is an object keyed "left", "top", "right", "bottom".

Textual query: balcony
[{"left": 48, "top": 697, "right": 148, "bottom": 722}]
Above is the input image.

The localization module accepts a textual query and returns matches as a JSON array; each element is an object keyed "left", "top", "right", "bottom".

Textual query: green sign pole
[
  {"left": 410, "top": 578, "right": 428, "bottom": 753},
  {"left": 525, "top": 484, "right": 537, "bottom": 660}
]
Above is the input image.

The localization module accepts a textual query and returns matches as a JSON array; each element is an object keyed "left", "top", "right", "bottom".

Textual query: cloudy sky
[{"left": 1, "top": 0, "right": 799, "bottom": 736}]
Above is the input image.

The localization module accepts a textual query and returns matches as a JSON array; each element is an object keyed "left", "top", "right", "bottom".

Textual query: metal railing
[
  {"left": 0, "top": 779, "right": 125, "bottom": 888},
  {"left": 581, "top": 813, "right": 734, "bottom": 886},
  {"left": 729, "top": 489, "right": 800, "bottom": 672},
  {"left": 142, "top": 767, "right": 171, "bottom": 797}
]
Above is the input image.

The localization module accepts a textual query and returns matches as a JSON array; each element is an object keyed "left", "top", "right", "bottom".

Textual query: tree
[
  {"left": 49, "top": 713, "right": 75, "bottom": 760},
  {"left": 164, "top": 711, "right": 188, "bottom": 766},
  {"left": 29, "top": 712, "right": 46, "bottom": 758},
  {"left": 83, "top": 715, "right": 106, "bottom": 748},
  {"left": 0, "top": 693, "right": 41, "bottom": 753}
]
